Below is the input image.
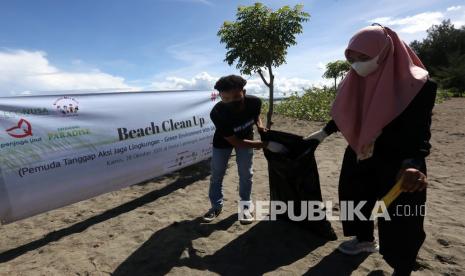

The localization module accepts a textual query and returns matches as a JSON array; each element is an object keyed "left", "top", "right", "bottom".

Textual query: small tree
[
  {"left": 218, "top": 3, "right": 309, "bottom": 128},
  {"left": 323, "top": 60, "right": 351, "bottom": 90}
]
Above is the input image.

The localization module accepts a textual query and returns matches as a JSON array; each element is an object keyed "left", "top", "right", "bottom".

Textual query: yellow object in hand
[
  {"left": 377, "top": 177, "right": 403, "bottom": 214},
  {"left": 383, "top": 177, "right": 404, "bottom": 208}
]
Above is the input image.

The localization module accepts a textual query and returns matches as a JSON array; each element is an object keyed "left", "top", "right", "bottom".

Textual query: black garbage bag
[{"left": 260, "top": 130, "right": 337, "bottom": 240}]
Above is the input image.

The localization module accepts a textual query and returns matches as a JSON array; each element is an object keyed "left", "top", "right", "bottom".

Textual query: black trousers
[{"left": 339, "top": 147, "right": 427, "bottom": 274}]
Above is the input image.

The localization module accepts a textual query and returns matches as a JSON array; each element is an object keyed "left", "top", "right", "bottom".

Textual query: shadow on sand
[
  {"left": 0, "top": 160, "right": 211, "bottom": 263},
  {"left": 114, "top": 215, "right": 332, "bottom": 276}
]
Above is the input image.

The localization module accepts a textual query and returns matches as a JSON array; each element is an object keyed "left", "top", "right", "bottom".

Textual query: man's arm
[
  {"left": 255, "top": 116, "right": 267, "bottom": 133},
  {"left": 224, "top": 135, "right": 265, "bottom": 149}
]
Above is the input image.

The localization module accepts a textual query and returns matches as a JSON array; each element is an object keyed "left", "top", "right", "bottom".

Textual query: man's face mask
[
  {"left": 351, "top": 54, "right": 380, "bottom": 77},
  {"left": 224, "top": 98, "right": 243, "bottom": 111},
  {"left": 220, "top": 90, "right": 245, "bottom": 111}
]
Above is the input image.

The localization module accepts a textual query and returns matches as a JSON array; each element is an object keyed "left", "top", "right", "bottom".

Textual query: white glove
[
  {"left": 304, "top": 129, "right": 328, "bottom": 142},
  {"left": 266, "top": 141, "right": 289, "bottom": 153}
]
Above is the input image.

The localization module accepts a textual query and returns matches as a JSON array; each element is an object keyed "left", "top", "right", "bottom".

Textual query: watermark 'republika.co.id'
[{"left": 238, "top": 200, "right": 427, "bottom": 221}]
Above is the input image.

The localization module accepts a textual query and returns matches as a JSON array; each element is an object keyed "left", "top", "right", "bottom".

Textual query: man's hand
[
  {"left": 256, "top": 116, "right": 267, "bottom": 133},
  {"left": 257, "top": 125, "right": 268, "bottom": 133},
  {"left": 397, "top": 168, "right": 428, "bottom": 192},
  {"left": 224, "top": 135, "right": 266, "bottom": 149}
]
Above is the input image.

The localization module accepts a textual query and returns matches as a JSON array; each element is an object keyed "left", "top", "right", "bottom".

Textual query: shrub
[
  {"left": 261, "top": 85, "right": 449, "bottom": 122},
  {"left": 262, "top": 86, "right": 336, "bottom": 122}
]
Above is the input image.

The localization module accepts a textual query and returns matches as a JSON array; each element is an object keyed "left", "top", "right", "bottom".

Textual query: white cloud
[
  {"left": 317, "top": 62, "right": 326, "bottom": 70},
  {"left": 369, "top": 17, "right": 392, "bottom": 25},
  {"left": 150, "top": 72, "right": 216, "bottom": 91},
  {"left": 368, "top": 5, "right": 465, "bottom": 38},
  {"left": 447, "top": 6, "right": 462, "bottom": 12},
  {"left": 370, "top": 12, "right": 444, "bottom": 33},
  {"left": 245, "top": 75, "right": 319, "bottom": 97},
  {"left": 0, "top": 49, "right": 137, "bottom": 96},
  {"left": 150, "top": 71, "right": 320, "bottom": 98},
  {"left": 447, "top": 5, "right": 465, "bottom": 27},
  {"left": 147, "top": 38, "right": 228, "bottom": 82}
]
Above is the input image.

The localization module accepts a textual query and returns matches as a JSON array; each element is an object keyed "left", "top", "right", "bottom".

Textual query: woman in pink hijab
[{"left": 306, "top": 25, "right": 437, "bottom": 275}]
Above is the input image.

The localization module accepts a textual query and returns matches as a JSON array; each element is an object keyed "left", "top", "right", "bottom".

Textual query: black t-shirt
[{"left": 210, "top": 95, "right": 262, "bottom": 148}]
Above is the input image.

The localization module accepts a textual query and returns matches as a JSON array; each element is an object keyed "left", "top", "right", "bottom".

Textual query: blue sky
[{"left": 0, "top": 0, "right": 464, "bottom": 97}]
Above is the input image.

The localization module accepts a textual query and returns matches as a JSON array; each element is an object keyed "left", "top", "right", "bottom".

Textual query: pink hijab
[{"left": 330, "top": 25, "right": 429, "bottom": 159}]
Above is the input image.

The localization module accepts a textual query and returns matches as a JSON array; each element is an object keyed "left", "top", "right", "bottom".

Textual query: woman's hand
[
  {"left": 304, "top": 129, "right": 328, "bottom": 143},
  {"left": 397, "top": 168, "right": 428, "bottom": 192}
]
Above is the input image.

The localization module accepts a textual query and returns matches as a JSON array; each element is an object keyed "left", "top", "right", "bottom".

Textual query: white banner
[{"left": 0, "top": 90, "right": 219, "bottom": 224}]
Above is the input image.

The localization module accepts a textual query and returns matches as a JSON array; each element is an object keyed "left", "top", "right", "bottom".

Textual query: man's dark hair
[{"left": 214, "top": 75, "right": 247, "bottom": 92}]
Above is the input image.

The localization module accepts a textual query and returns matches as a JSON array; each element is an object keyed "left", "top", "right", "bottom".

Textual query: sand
[{"left": 0, "top": 98, "right": 464, "bottom": 276}]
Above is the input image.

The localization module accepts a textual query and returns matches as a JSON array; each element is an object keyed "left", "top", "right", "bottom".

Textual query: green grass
[
  {"left": 436, "top": 89, "right": 457, "bottom": 103},
  {"left": 435, "top": 87, "right": 465, "bottom": 102}
]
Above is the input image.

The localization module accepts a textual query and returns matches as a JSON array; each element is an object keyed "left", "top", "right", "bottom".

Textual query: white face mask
[{"left": 351, "top": 54, "right": 380, "bottom": 77}]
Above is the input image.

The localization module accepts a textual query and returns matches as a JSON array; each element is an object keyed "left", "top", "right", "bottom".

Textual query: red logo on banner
[
  {"left": 6, "top": 118, "right": 33, "bottom": 138},
  {"left": 210, "top": 91, "right": 218, "bottom": 101}
]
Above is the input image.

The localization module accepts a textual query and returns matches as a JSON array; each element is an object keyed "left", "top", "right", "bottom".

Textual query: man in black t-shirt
[{"left": 203, "top": 75, "right": 267, "bottom": 224}]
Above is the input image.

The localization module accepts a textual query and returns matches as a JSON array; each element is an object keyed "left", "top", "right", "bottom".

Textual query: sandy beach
[{"left": 0, "top": 98, "right": 464, "bottom": 276}]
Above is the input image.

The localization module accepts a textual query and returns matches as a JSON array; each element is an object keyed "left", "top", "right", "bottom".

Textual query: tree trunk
[
  {"left": 334, "top": 77, "right": 337, "bottom": 91},
  {"left": 266, "top": 65, "right": 275, "bottom": 129}
]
